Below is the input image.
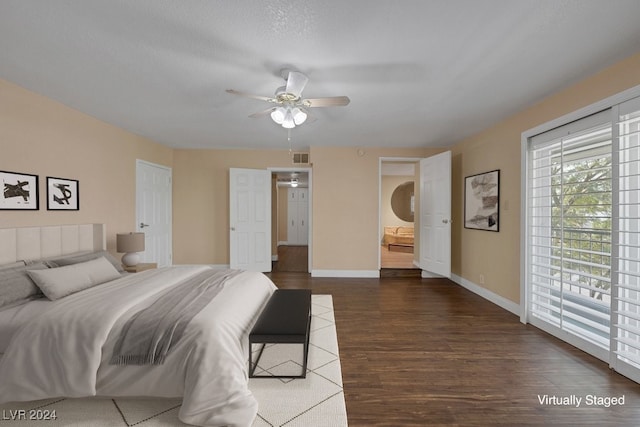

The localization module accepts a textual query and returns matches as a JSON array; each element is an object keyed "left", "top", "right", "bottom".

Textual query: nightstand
[{"left": 123, "top": 263, "right": 157, "bottom": 273}]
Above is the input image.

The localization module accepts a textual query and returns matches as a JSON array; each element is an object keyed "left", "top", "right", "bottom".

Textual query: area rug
[{"left": 0, "top": 295, "right": 347, "bottom": 427}]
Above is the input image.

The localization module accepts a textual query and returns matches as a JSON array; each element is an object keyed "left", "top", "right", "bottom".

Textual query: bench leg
[
  {"left": 301, "top": 313, "right": 312, "bottom": 378},
  {"left": 249, "top": 342, "right": 266, "bottom": 378}
]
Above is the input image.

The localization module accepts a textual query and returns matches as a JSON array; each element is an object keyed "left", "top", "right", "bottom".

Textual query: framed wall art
[
  {"left": 47, "top": 176, "right": 79, "bottom": 210},
  {"left": 464, "top": 169, "right": 499, "bottom": 232},
  {"left": 0, "top": 170, "right": 39, "bottom": 210}
]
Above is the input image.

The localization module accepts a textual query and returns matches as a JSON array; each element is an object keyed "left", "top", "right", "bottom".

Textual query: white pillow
[{"left": 27, "top": 257, "right": 121, "bottom": 300}]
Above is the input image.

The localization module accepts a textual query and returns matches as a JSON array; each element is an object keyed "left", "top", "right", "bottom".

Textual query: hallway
[{"left": 272, "top": 245, "right": 308, "bottom": 273}]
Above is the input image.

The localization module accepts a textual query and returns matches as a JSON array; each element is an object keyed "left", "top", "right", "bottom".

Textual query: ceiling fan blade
[
  {"left": 248, "top": 107, "right": 276, "bottom": 118},
  {"left": 226, "top": 89, "right": 275, "bottom": 103},
  {"left": 302, "top": 96, "right": 351, "bottom": 107},
  {"left": 285, "top": 71, "right": 309, "bottom": 98}
]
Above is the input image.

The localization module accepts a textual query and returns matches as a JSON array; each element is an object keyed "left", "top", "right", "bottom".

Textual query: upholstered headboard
[{"left": 0, "top": 224, "right": 106, "bottom": 265}]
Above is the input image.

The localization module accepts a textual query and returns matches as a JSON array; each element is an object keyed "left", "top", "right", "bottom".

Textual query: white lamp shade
[
  {"left": 270, "top": 107, "right": 285, "bottom": 124},
  {"left": 282, "top": 108, "right": 295, "bottom": 129},
  {"left": 292, "top": 107, "right": 307, "bottom": 125}
]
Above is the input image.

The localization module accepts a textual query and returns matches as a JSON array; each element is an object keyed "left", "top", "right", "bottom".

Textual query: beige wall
[
  {"left": 0, "top": 78, "right": 173, "bottom": 254},
  {"left": 5, "top": 49, "right": 640, "bottom": 283},
  {"left": 277, "top": 185, "right": 289, "bottom": 244},
  {"left": 451, "top": 51, "right": 640, "bottom": 304},
  {"left": 171, "top": 149, "right": 294, "bottom": 264},
  {"left": 311, "top": 146, "right": 442, "bottom": 272}
]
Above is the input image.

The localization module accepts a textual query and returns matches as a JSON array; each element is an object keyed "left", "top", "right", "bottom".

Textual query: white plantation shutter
[
  {"left": 612, "top": 96, "right": 640, "bottom": 382},
  {"left": 526, "top": 92, "right": 640, "bottom": 385},
  {"left": 528, "top": 110, "right": 613, "bottom": 358}
]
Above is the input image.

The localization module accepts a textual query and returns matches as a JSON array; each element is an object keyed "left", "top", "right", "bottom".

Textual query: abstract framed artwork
[
  {"left": 464, "top": 169, "right": 499, "bottom": 232},
  {"left": 47, "top": 176, "right": 79, "bottom": 211},
  {"left": 0, "top": 170, "right": 39, "bottom": 210}
]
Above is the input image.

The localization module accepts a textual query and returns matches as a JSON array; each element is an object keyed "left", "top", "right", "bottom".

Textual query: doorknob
[
  {"left": 140, "top": 222, "right": 150, "bottom": 228},
  {"left": 230, "top": 227, "right": 235, "bottom": 231},
  {"left": 442, "top": 219, "right": 449, "bottom": 224}
]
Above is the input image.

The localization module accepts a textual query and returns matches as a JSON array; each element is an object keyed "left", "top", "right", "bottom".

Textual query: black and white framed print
[
  {"left": 47, "top": 176, "right": 79, "bottom": 210},
  {"left": 464, "top": 169, "right": 499, "bottom": 232},
  {"left": 0, "top": 170, "right": 39, "bottom": 210}
]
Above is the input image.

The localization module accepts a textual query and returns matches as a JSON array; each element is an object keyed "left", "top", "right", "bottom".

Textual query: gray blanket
[{"left": 110, "top": 269, "right": 242, "bottom": 365}]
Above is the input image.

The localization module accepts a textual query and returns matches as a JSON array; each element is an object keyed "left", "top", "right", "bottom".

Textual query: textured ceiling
[{"left": 1, "top": 0, "right": 640, "bottom": 151}]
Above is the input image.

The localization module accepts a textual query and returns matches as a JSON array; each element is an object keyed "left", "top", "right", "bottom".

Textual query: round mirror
[{"left": 391, "top": 181, "right": 415, "bottom": 222}]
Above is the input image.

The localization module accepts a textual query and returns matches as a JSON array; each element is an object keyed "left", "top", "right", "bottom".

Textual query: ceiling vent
[{"left": 292, "top": 152, "right": 310, "bottom": 165}]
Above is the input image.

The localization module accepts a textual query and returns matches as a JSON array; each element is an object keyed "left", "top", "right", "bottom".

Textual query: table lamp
[{"left": 116, "top": 232, "right": 145, "bottom": 267}]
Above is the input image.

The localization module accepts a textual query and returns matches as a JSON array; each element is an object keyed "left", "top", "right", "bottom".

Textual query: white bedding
[
  {"left": 0, "top": 299, "right": 53, "bottom": 353},
  {"left": 0, "top": 265, "right": 276, "bottom": 427}
]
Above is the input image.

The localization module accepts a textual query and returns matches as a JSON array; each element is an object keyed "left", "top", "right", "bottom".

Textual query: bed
[{"left": 0, "top": 224, "right": 276, "bottom": 427}]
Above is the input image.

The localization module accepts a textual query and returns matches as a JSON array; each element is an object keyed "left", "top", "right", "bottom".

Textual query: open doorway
[
  {"left": 271, "top": 169, "right": 311, "bottom": 273},
  {"left": 380, "top": 159, "right": 420, "bottom": 272}
]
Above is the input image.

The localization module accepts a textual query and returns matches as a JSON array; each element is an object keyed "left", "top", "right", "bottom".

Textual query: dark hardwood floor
[
  {"left": 267, "top": 254, "right": 640, "bottom": 425},
  {"left": 273, "top": 245, "right": 308, "bottom": 272}
]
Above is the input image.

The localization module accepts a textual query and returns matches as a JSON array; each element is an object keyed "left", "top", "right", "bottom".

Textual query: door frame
[
  {"left": 378, "top": 157, "right": 422, "bottom": 270},
  {"left": 269, "top": 166, "right": 313, "bottom": 273},
  {"left": 135, "top": 159, "right": 173, "bottom": 266}
]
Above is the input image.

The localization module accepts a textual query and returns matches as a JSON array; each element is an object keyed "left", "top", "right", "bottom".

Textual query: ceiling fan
[{"left": 226, "top": 69, "right": 350, "bottom": 129}]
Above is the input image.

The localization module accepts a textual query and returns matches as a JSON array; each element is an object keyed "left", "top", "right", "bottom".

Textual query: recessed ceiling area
[{"left": 1, "top": 1, "right": 640, "bottom": 151}]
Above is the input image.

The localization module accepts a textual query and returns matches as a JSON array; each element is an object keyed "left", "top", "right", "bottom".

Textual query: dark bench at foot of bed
[{"left": 249, "top": 289, "right": 312, "bottom": 378}]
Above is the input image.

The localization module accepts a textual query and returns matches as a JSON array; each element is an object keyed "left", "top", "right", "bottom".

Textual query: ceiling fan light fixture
[
  {"left": 270, "top": 107, "right": 286, "bottom": 124},
  {"left": 282, "top": 108, "right": 295, "bottom": 129},
  {"left": 291, "top": 107, "right": 307, "bottom": 125},
  {"left": 227, "top": 70, "right": 349, "bottom": 132}
]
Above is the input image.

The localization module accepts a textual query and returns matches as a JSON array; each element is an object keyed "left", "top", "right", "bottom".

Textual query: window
[
  {"left": 612, "top": 97, "right": 640, "bottom": 381},
  {"left": 528, "top": 111, "right": 612, "bottom": 354},
  {"left": 524, "top": 92, "right": 640, "bottom": 384}
]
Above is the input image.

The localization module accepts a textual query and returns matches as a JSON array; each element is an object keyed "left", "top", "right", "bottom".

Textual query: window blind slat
[
  {"left": 529, "top": 111, "right": 613, "bottom": 352},
  {"left": 613, "top": 99, "right": 640, "bottom": 370}
]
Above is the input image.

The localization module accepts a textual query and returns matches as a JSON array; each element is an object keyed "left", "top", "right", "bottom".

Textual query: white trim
[
  {"left": 173, "top": 263, "right": 231, "bottom": 269},
  {"left": 271, "top": 255, "right": 278, "bottom": 261},
  {"left": 421, "top": 270, "right": 444, "bottom": 278},
  {"left": 520, "top": 130, "right": 528, "bottom": 324},
  {"left": 312, "top": 269, "right": 380, "bottom": 278},
  {"left": 451, "top": 273, "right": 520, "bottom": 316},
  {"left": 522, "top": 84, "right": 640, "bottom": 141}
]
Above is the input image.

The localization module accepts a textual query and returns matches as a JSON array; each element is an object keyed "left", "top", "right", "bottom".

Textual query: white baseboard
[
  {"left": 311, "top": 269, "right": 380, "bottom": 278},
  {"left": 209, "top": 264, "right": 231, "bottom": 269},
  {"left": 272, "top": 255, "right": 278, "bottom": 261},
  {"left": 421, "top": 270, "right": 445, "bottom": 278},
  {"left": 170, "top": 263, "right": 230, "bottom": 269},
  {"left": 450, "top": 273, "right": 520, "bottom": 316}
]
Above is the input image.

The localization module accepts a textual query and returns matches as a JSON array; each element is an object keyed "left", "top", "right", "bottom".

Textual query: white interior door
[
  {"left": 136, "top": 160, "right": 172, "bottom": 267},
  {"left": 229, "top": 168, "right": 271, "bottom": 272},
  {"left": 419, "top": 151, "right": 451, "bottom": 277},
  {"left": 287, "top": 188, "right": 309, "bottom": 245}
]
